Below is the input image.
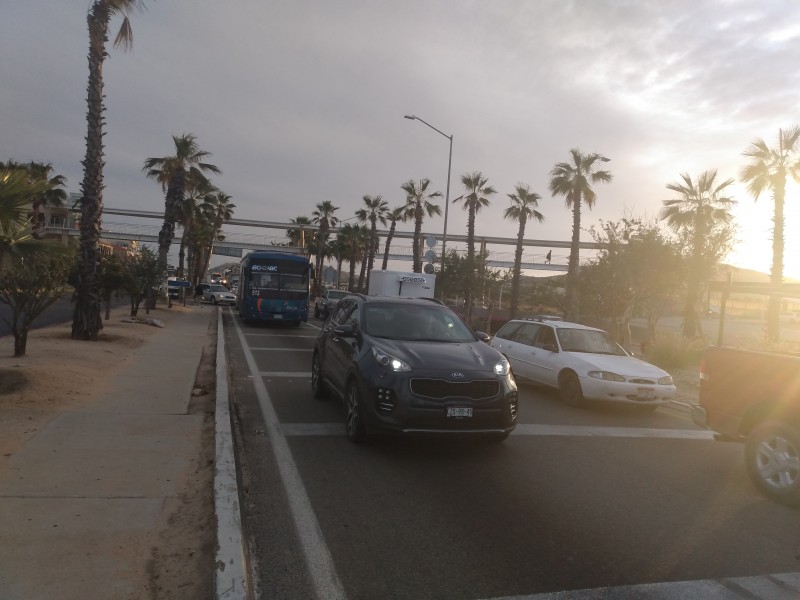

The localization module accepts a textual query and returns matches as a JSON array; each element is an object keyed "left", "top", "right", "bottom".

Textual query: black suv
[{"left": 311, "top": 294, "right": 518, "bottom": 442}]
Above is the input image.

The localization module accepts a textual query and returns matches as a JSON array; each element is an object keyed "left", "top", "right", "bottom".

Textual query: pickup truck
[{"left": 692, "top": 345, "right": 800, "bottom": 506}]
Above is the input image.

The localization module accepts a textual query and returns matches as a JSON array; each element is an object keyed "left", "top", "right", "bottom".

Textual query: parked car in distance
[
  {"left": 203, "top": 283, "right": 236, "bottom": 305},
  {"left": 491, "top": 317, "right": 675, "bottom": 410},
  {"left": 314, "top": 289, "right": 348, "bottom": 319},
  {"left": 311, "top": 294, "right": 518, "bottom": 442}
]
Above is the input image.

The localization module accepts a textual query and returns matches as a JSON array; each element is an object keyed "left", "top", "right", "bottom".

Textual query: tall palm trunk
[
  {"left": 348, "top": 249, "right": 358, "bottom": 291},
  {"left": 157, "top": 172, "right": 184, "bottom": 274},
  {"left": 358, "top": 245, "right": 368, "bottom": 291},
  {"left": 413, "top": 204, "right": 423, "bottom": 273},
  {"left": 72, "top": 3, "right": 110, "bottom": 340},
  {"left": 365, "top": 224, "right": 378, "bottom": 290},
  {"left": 382, "top": 222, "right": 397, "bottom": 270},
  {"left": 766, "top": 184, "right": 786, "bottom": 342},
  {"left": 510, "top": 215, "right": 526, "bottom": 319},
  {"left": 465, "top": 206, "right": 477, "bottom": 323},
  {"left": 566, "top": 195, "right": 582, "bottom": 319}
]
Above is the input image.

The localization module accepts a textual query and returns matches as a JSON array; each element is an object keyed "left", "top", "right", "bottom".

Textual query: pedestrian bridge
[
  {"left": 55, "top": 207, "right": 603, "bottom": 272},
  {"left": 96, "top": 220, "right": 573, "bottom": 271}
]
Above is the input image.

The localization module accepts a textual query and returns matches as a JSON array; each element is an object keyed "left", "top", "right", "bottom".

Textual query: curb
[{"left": 213, "top": 310, "right": 250, "bottom": 599}]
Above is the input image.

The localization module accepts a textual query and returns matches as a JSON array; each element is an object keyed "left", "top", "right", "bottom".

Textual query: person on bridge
[{"left": 545, "top": 250, "right": 552, "bottom": 264}]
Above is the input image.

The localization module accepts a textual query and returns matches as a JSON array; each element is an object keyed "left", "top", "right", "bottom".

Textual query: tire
[
  {"left": 311, "top": 352, "right": 329, "bottom": 399},
  {"left": 345, "top": 380, "right": 368, "bottom": 443},
  {"left": 559, "top": 371, "right": 585, "bottom": 407},
  {"left": 745, "top": 420, "right": 800, "bottom": 506}
]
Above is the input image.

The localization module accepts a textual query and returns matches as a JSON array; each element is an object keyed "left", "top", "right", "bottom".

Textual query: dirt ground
[{"left": 0, "top": 305, "right": 216, "bottom": 599}]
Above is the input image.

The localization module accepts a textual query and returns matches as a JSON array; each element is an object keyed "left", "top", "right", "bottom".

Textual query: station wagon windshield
[{"left": 556, "top": 328, "right": 627, "bottom": 355}]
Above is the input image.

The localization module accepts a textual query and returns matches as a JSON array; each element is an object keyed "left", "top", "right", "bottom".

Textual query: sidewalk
[{"left": 0, "top": 304, "right": 220, "bottom": 600}]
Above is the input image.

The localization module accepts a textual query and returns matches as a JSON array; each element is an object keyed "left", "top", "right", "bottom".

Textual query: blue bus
[{"left": 237, "top": 250, "right": 313, "bottom": 325}]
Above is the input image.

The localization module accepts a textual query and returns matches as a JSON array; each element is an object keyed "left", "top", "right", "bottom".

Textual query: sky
[{"left": 3, "top": 0, "right": 800, "bottom": 276}]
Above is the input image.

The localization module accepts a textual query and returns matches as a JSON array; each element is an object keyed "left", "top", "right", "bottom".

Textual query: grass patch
[{"left": 644, "top": 332, "right": 705, "bottom": 371}]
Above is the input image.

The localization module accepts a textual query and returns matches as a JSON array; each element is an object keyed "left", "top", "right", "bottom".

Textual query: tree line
[{"left": 4, "top": 0, "right": 799, "bottom": 353}]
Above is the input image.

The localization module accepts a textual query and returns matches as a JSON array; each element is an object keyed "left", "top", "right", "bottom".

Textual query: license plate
[
  {"left": 447, "top": 407, "right": 473, "bottom": 418},
  {"left": 637, "top": 387, "right": 654, "bottom": 399},
  {"left": 274, "top": 314, "right": 283, "bottom": 320}
]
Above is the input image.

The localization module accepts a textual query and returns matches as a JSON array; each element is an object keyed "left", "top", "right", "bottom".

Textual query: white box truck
[{"left": 368, "top": 270, "right": 436, "bottom": 298}]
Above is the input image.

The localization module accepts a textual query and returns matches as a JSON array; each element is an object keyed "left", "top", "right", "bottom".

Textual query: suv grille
[{"left": 410, "top": 379, "right": 500, "bottom": 400}]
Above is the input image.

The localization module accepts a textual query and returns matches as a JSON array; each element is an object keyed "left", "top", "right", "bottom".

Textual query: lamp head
[{"left": 403, "top": 115, "right": 416, "bottom": 120}]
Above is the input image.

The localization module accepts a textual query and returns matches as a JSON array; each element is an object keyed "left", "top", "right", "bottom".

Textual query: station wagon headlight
[
  {"left": 494, "top": 358, "right": 510, "bottom": 376},
  {"left": 658, "top": 375, "right": 673, "bottom": 385},
  {"left": 372, "top": 347, "right": 411, "bottom": 372},
  {"left": 588, "top": 370, "right": 626, "bottom": 382}
]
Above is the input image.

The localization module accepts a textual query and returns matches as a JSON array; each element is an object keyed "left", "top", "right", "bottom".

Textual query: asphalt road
[{"left": 224, "top": 310, "right": 800, "bottom": 600}]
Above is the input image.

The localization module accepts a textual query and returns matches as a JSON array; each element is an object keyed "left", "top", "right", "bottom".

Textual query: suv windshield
[{"left": 363, "top": 304, "right": 475, "bottom": 342}]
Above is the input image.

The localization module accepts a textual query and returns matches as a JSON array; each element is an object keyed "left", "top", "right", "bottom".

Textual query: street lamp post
[{"left": 403, "top": 115, "right": 452, "bottom": 290}]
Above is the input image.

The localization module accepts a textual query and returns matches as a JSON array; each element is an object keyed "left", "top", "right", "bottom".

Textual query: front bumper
[
  {"left": 579, "top": 375, "right": 676, "bottom": 406},
  {"left": 356, "top": 366, "right": 518, "bottom": 435}
]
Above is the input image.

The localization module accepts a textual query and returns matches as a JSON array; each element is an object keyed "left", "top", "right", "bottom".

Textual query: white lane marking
[
  {"left": 233, "top": 318, "right": 347, "bottom": 600},
  {"left": 511, "top": 424, "right": 714, "bottom": 440},
  {"left": 250, "top": 348, "right": 314, "bottom": 352},
  {"left": 279, "top": 423, "right": 714, "bottom": 440},
  {"left": 261, "top": 371, "right": 312, "bottom": 378}
]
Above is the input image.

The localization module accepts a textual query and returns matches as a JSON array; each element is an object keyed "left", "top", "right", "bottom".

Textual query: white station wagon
[{"left": 491, "top": 318, "right": 676, "bottom": 411}]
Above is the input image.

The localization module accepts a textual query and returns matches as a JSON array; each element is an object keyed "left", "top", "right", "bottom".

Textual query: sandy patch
[{"left": 0, "top": 303, "right": 215, "bottom": 599}]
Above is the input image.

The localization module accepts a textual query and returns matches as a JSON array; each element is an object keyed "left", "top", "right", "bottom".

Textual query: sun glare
[{"left": 727, "top": 181, "right": 800, "bottom": 281}]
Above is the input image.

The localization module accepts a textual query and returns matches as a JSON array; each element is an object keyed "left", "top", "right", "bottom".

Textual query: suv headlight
[
  {"left": 588, "top": 371, "right": 626, "bottom": 382},
  {"left": 494, "top": 358, "right": 510, "bottom": 376},
  {"left": 372, "top": 347, "right": 411, "bottom": 372}
]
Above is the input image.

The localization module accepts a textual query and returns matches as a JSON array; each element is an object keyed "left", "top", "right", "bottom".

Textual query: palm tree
[
  {"left": 454, "top": 172, "right": 496, "bottom": 322},
  {"left": 740, "top": 126, "right": 800, "bottom": 342},
  {"left": 401, "top": 179, "right": 442, "bottom": 273},
  {"left": 0, "top": 161, "right": 67, "bottom": 232},
  {"left": 355, "top": 194, "right": 389, "bottom": 290},
  {"left": 549, "top": 149, "right": 613, "bottom": 319},
  {"left": 143, "top": 133, "right": 221, "bottom": 275},
  {"left": 176, "top": 173, "right": 216, "bottom": 279},
  {"left": 660, "top": 170, "right": 736, "bottom": 338},
  {"left": 0, "top": 169, "right": 50, "bottom": 261},
  {"left": 311, "top": 201, "right": 340, "bottom": 294},
  {"left": 73, "top": 0, "right": 145, "bottom": 341},
  {"left": 337, "top": 223, "right": 367, "bottom": 291},
  {"left": 382, "top": 205, "right": 408, "bottom": 270},
  {"left": 287, "top": 215, "right": 312, "bottom": 252},
  {"left": 199, "top": 192, "right": 235, "bottom": 281},
  {"left": 504, "top": 184, "right": 545, "bottom": 319}
]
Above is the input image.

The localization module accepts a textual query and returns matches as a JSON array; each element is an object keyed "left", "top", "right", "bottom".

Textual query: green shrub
[{"left": 644, "top": 332, "right": 705, "bottom": 371}]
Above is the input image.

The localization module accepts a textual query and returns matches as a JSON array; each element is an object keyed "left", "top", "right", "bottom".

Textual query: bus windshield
[{"left": 237, "top": 251, "right": 312, "bottom": 325}]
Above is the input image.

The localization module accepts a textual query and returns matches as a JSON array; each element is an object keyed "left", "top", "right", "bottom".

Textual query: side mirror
[
  {"left": 475, "top": 331, "right": 491, "bottom": 344},
  {"left": 334, "top": 324, "right": 355, "bottom": 338}
]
